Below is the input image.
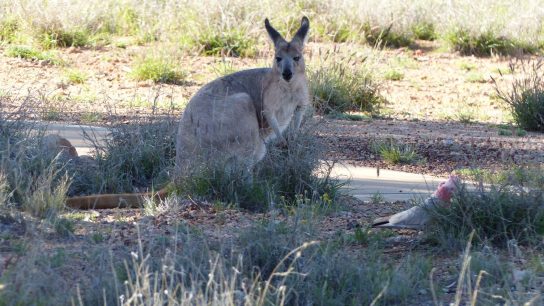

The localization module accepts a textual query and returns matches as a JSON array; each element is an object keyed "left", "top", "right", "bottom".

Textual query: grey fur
[{"left": 175, "top": 17, "right": 310, "bottom": 178}]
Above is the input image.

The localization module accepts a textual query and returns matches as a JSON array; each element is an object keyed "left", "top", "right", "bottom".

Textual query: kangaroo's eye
[
  {"left": 276, "top": 57, "right": 282, "bottom": 62},
  {"left": 293, "top": 56, "right": 301, "bottom": 62}
]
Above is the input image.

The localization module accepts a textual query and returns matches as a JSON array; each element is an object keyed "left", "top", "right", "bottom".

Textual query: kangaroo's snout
[{"left": 282, "top": 70, "right": 293, "bottom": 81}]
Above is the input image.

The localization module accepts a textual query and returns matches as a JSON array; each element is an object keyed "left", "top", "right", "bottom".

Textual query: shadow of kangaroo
[{"left": 66, "top": 17, "right": 311, "bottom": 209}]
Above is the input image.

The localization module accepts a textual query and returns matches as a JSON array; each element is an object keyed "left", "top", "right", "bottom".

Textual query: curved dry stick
[{"left": 66, "top": 188, "right": 168, "bottom": 210}]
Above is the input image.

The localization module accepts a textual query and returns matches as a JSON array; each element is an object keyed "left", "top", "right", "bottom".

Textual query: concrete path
[
  {"left": 44, "top": 123, "right": 443, "bottom": 202},
  {"left": 331, "top": 164, "right": 443, "bottom": 202},
  {"left": 43, "top": 123, "right": 108, "bottom": 156}
]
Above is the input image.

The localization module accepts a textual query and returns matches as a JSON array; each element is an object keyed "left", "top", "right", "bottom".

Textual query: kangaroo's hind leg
[
  {"left": 174, "top": 92, "right": 264, "bottom": 182},
  {"left": 219, "top": 93, "right": 265, "bottom": 181}
]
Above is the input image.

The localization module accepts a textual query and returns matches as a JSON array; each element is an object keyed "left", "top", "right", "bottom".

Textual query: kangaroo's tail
[{"left": 66, "top": 188, "right": 169, "bottom": 210}]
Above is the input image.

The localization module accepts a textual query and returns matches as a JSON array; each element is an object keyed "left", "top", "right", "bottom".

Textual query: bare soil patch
[{"left": 319, "top": 118, "right": 544, "bottom": 176}]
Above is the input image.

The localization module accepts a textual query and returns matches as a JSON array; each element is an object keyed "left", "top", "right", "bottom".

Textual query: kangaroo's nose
[{"left": 282, "top": 70, "right": 293, "bottom": 81}]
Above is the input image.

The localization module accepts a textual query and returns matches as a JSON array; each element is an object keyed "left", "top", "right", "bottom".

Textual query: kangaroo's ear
[
  {"left": 265, "top": 18, "right": 285, "bottom": 46},
  {"left": 293, "top": 16, "right": 310, "bottom": 45}
]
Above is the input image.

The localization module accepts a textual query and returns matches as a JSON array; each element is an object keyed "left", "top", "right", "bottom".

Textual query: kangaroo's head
[{"left": 265, "top": 17, "right": 309, "bottom": 83}]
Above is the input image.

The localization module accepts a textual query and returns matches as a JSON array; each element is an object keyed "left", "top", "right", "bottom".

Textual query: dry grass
[{"left": 1, "top": 0, "right": 543, "bottom": 54}]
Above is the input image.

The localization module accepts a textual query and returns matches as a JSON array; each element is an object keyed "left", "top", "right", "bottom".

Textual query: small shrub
[
  {"left": 38, "top": 28, "right": 91, "bottom": 49},
  {"left": 498, "top": 126, "right": 527, "bottom": 137},
  {"left": 309, "top": 52, "right": 383, "bottom": 114},
  {"left": 493, "top": 60, "right": 544, "bottom": 132},
  {"left": 64, "top": 69, "right": 87, "bottom": 84},
  {"left": 445, "top": 29, "right": 536, "bottom": 56},
  {"left": 371, "top": 138, "right": 420, "bottom": 165},
  {"left": 70, "top": 118, "right": 177, "bottom": 196},
  {"left": 5, "top": 45, "right": 61, "bottom": 64},
  {"left": 0, "top": 18, "right": 18, "bottom": 42},
  {"left": 313, "top": 20, "right": 357, "bottom": 43},
  {"left": 456, "top": 110, "right": 476, "bottom": 123},
  {"left": 383, "top": 69, "right": 404, "bottom": 81},
  {"left": 1, "top": 107, "right": 73, "bottom": 219},
  {"left": 426, "top": 183, "right": 544, "bottom": 248},
  {"left": 131, "top": 56, "right": 186, "bottom": 84},
  {"left": 465, "top": 72, "right": 487, "bottom": 83},
  {"left": 176, "top": 158, "right": 269, "bottom": 210},
  {"left": 115, "top": 6, "right": 141, "bottom": 35},
  {"left": 362, "top": 22, "right": 413, "bottom": 48},
  {"left": 79, "top": 112, "right": 103, "bottom": 123},
  {"left": 22, "top": 167, "right": 70, "bottom": 219},
  {"left": 459, "top": 61, "right": 477, "bottom": 71},
  {"left": 447, "top": 234, "right": 542, "bottom": 305},
  {"left": 516, "top": 128, "right": 528, "bottom": 136},
  {"left": 370, "top": 191, "right": 385, "bottom": 203},
  {"left": 54, "top": 218, "right": 75, "bottom": 237},
  {"left": 195, "top": 29, "right": 256, "bottom": 57},
  {"left": 411, "top": 21, "right": 436, "bottom": 41},
  {"left": 498, "top": 128, "right": 513, "bottom": 136},
  {"left": 41, "top": 106, "right": 62, "bottom": 121}
]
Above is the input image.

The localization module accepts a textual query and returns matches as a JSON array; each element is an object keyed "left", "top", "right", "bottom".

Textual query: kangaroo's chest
[
  {"left": 265, "top": 84, "right": 304, "bottom": 126},
  {"left": 276, "top": 90, "right": 300, "bottom": 126}
]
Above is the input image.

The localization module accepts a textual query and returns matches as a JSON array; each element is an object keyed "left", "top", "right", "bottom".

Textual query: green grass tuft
[
  {"left": 371, "top": 138, "right": 421, "bottom": 165},
  {"left": 70, "top": 118, "right": 177, "bottom": 196},
  {"left": 427, "top": 183, "right": 544, "bottom": 249},
  {"left": 362, "top": 22, "right": 413, "bottom": 48},
  {"left": 38, "top": 28, "right": 91, "bottom": 49},
  {"left": 465, "top": 72, "right": 487, "bottom": 83},
  {"left": 498, "top": 126, "right": 527, "bottom": 136},
  {"left": 195, "top": 29, "right": 256, "bottom": 57},
  {"left": 63, "top": 69, "right": 88, "bottom": 84},
  {"left": 493, "top": 60, "right": 544, "bottom": 132},
  {"left": 383, "top": 69, "right": 404, "bottom": 81},
  {"left": 445, "top": 28, "right": 537, "bottom": 56},
  {"left": 411, "top": 21, "right": 437, "bottom": 40},
  {"left": 309, "top": 52, "right": 383, "bottom": 114},
  {"left": 0, "top": 18, "right": 19, "bottom": 43},
  {"left": 131, "top": 56, "right": 186, "bottom": 84},
  {"left": 5, "top": 45, "right": 62, "bottom": 65}
]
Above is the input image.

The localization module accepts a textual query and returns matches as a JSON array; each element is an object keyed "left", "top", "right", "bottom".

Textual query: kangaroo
[{"left": 66, "top": 17, "right": 311, "bottom": 209}]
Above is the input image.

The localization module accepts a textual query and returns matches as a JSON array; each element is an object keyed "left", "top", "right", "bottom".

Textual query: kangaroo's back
[{"left": 188, "top": 68, "right": 271, "bottom": 125}]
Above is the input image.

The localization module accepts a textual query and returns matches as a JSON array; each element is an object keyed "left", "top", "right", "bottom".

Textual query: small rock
[{"left": 42, "top": 134, "right": 78, "bottom": 159}]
